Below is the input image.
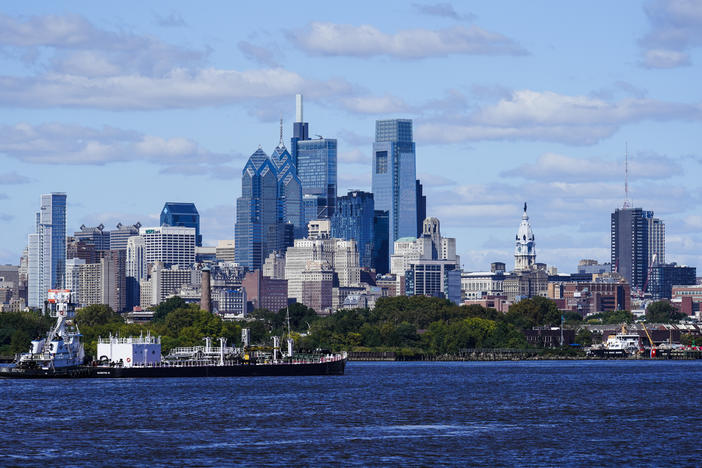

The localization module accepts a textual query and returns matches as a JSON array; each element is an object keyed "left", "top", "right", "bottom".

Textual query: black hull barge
[{"left": 0, "top": 356, "right": 346, "bottom": 379}]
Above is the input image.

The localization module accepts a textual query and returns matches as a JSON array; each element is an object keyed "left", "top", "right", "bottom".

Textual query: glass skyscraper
[
  {"left": 332, "top": 190, "right": 375, "bottom": 268},
  {"left": 28, "top": 192, "right": 67, "bottom": 308},
  {"left": 160, "top": 202, "right": 202, "bottom": 246},
  {"left": 611, "top": 207, "right": 664, "bottom": 290},
  {"left": 271, "top": 143, "right": 304, "bottom": 238},
  {"left": 372, "top": 119, "right": 417, "bottom": 253},
  {"left": 235, "top": 144, "right": 304, "bottom": 270},
  {"left": 290, "top": 94, "right": 337, "bottom": 221}
]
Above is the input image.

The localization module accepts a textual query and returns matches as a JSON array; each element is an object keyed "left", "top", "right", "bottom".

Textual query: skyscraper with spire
[
  {"left": 290, "top": 94, "right": 337, "bottom": 221},
  {"left": 610, "top": 146, "right": 665, "bottom": 290}
]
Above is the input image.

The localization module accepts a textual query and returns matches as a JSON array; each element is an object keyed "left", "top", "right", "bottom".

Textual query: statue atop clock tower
[{"left": 514, "top": 202, "right": 536, "bottom": 271}]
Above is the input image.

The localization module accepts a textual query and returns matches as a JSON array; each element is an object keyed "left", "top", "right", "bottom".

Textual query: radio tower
[{"left": 623, "top": 142, "right": 631, "bottom": 209}]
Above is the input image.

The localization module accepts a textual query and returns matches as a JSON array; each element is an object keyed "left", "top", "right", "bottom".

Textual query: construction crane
[{"left": 641, "top": 323, "right": 657, "bottom": 358}]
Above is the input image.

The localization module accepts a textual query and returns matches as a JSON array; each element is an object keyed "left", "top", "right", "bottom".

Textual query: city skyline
[{"left": 0, "top": 1, "right": 701, "bottom": 272}]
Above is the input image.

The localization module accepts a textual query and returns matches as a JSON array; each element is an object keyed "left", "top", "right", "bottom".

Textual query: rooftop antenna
[{"left": 623, "top": 142, "right": 631, "bottom": 209}]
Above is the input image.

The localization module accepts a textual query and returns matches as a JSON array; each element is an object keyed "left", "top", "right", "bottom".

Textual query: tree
[
  {"left": 505, "top": 296, "right": 560, "bottom": 329},
  {"left": 75, "top": 304, "right": 123, "bottom": 327},
  {"left": 646, "top": 301, "right": 685, "bottom": 323},
  {"left": 575, "top": 328, "right": 593, "bottom": 346},
  {"left": 152, "top": 296, "right": 188, "bottom": 322}
]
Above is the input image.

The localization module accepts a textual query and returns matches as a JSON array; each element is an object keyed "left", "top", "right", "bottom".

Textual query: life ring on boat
[{"left": 126, "top": 357, "right": 131, "bottom": 363}]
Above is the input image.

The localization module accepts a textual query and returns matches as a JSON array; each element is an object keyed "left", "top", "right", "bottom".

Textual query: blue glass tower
[
  {"left": 271, "top": 141, "right": 304, "bottom": 239},
  {"left": 332, "top": 190, "right": 375, "bottom": 268},
  {"left": 372, "top": 210, "right": 390, "bottom": 275},
  {"left": 160, "top": 202, "right": 201, "bottom": 246},
  {"left": 235, "top": 148, "right": 283, "bottom": 270},
  {"left": 28, "top": 192, "right": 66, "bottom": 308},
  {"left": 372, "top": 119, "right": 417, "bottom": 253},
  {"left": 290, "top": 94, "right": 337, "bottom": 220}
]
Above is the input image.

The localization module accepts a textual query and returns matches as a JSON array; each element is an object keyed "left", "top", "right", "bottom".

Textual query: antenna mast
[{"left": 623, "top": 142, "right": 631, "bottom": 209}]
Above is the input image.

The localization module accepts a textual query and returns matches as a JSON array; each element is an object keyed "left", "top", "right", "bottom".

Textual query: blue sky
[{"left": 1, "top": 1, "right": 701, "bottom": 272}]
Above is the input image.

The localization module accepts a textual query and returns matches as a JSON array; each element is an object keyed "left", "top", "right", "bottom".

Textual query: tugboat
[
  {"left": 1, "top": 293, "right": 346, "bottom": 379},
  {"left": 0, "top": 289, "right": 92, "bottom": 378}
]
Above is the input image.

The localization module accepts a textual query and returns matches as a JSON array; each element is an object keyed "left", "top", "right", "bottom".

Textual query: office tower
[
  {"left": 332, "top": 190, "right": 375, "bottom": 268},
  {"left": 110, "top": 222, "right": 141, "bottom": 250},
  {"left": 27, "top": 193, "right": 67, "bottom": 308},
  {"left": 160, "top": 203, "right": 202, "bottom": 247},
  {"left": 647, "top": 216, "right": 665, "bottom": 266},
  {"left": 65, "top": 258, "right": 85, "bottom": 300},
  {"left": 372, "top": 119, "right": 417, "bottom": 252},
  {"left": 271, "top": 136, "right": 304, "bottom": 238},
  {"left": 263, "top": 251, "right": 286, "bottom": 279},
  {"left": 416, "top": 180, "right": 426, "bottom": 237},
  {"left": 235, "top": 148, "right": 283, "bottom": 270},
  {"left": 74, "top": 224, "right": 110, "bottom": 251},
  {"left": 372, "top": 210, "right": 390, "bottom": 274},
  {"left": 611, "top": 207, "right": 663, "bottom": 289},
  {"left": 99, "top": 250, "right": 126, "bottom": 312},
  {"left": 215, "top": 240, "right": 235, "bottom": 262},
  {"left": 126, "top": 235, "right": 146, "bottom": 310},
  {"left": 290, "top": 94, "right": 337, "bottom": 220},
  {"left": 241, "top": 270, "right": 288, "bottom": 313},
  {"left": 649, "top": 263, "right": 695, "bottom": 299},
  {"left": 140, "top": 226, "right": 196, "bottom": 268}
]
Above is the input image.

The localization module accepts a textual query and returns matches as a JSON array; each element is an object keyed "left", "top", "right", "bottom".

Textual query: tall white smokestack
[{"left": 296, "top": 93, "right": 303, "bottom": 123}]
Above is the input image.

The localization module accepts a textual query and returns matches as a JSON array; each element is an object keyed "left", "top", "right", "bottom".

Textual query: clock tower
[{"left": 514, "top": 202, "right": 536, "bottom": 271}]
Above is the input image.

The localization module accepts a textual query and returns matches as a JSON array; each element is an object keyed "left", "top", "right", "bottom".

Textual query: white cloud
[
  {"left": 642, "top": 48, "right": 690, "bottom": 68},
  {"left": 340, "top": 95, "right": 411, "bottom": 114},
  {"left": 0, "top": 122, "right": 228, "bottom": 167},
  {"left": 289, "top": 22, "right": 526, "bottom": 58},
  {"left": 338, "top": 149, "right": 370, "bottom": 164},
  {"left": 0, "top": 171, "right": 31, "bottom": 184},
  {"left": 639, "top": 0, "right": 702, "bottom": 68},
  {"left": 412, "top": 3, "right": 476, "bottom": 21},
  {"left": 0, "top": 13, "right": 206, "bottom": 76},
  {"left": 0, "top": 68, "right": 353, "bottom": 110},
  {"left": 502, "top": 152, "right": 682, "bottom": 182},
  {"left": 416, "top": 90, "right": 702, "bottom": 145}
]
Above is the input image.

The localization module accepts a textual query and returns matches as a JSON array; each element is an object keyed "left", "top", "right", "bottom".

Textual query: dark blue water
[{"left": 1, "top": 361, "right": 700, "bottom": 466}]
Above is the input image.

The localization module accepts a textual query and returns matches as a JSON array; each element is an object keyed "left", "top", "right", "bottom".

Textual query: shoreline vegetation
[{"left": 1, "top": 296, "right": 700, "bottom": 361}]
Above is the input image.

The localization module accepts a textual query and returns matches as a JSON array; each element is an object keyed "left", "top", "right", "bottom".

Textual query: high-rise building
[
  {"left": 648, "top": 263, "right": 695, "bottom": 299},
  {"left": 241, "top": 270, "right": 288, "bottom": 314},
  {"left": 416, "top": 180, "right": 426, "bottom": 237},
  {"left": 235, "top": 148, "right": 283, "bottom": 271},
  {"left": 215, "top": 240, "right": 235, "bottom": 262},
  {"left": 74, "top": 224, "right": 110, "bottom": 251},
  {"left": 65, "top": 258, "right": 85, "bottom": 300},
  {"left": 611, "top": 207, "right": 663, "bottom": 289},
  {"left": 372, "top": 119, "right": 417, "bottom": 253},
  {"left": 160, "top": 203, "right": 202, "bottom": 247},
  {"left": 332, "top": 190, "right": 375, "bottom": 269},
  {"left": 140, "top": 226, "right": 196, "bottom": 269},
  {"left": 271, "top": 138, "right": 304, "bottom": 238},
  {"left": 126, "top": 236, "right": 146, "bottom": 310},
  {"left": 28, "top": 193, "right": 67, "bottom": 308},
  {"left": 109, "top": 222, "right": 141, "bottom": 250},
  {"left": 290, "top": 94, "right": 337, "bottom": 220},
  {"left": 99, "top": 250, "right": 126, "bottom": 312},
  {"left": 372, "top": 210, "right": 390, "bottom": 275}
]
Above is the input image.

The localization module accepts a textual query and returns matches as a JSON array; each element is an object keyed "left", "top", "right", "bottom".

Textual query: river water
[{"left": 1, "top": 361, "right": 700, "bottom": 466}]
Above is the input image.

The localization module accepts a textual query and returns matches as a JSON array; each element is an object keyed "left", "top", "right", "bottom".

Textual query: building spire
[{"left": 279, "top": 116, "right": 284, "bottom": 147}]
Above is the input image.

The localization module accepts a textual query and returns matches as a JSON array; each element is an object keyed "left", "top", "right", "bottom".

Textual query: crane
[{"left": 641, "top": 323, "right": 656, "bottom": 358}]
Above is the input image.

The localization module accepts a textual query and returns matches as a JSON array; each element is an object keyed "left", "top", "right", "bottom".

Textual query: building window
[{"left": 375, "top": 151, "right": 388, "bottom": 174}]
